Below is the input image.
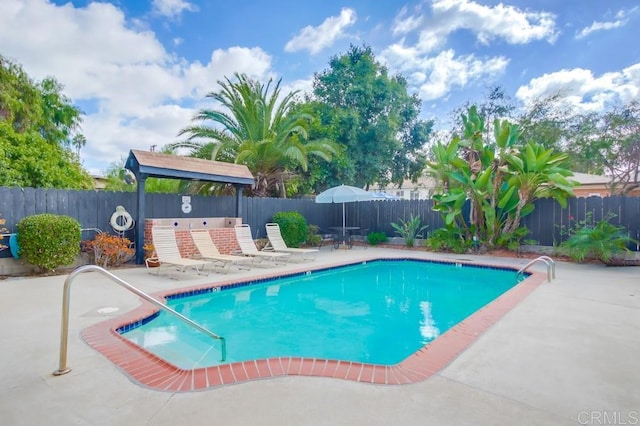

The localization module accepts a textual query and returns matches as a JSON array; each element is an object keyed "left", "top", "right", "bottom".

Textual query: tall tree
[
  {"left": 0, "top": 55, "right": 91, "bottom": 189},
  {"left": 71, "top": 133, "right": 87, "bottom": 157},
  {"left": 102, "top": 158, "right": 181, "bottom": 193},
  {"left": 173, "top": 73, "right": 338, "bottom": 197},
  {"left": 448, "top": 85, "right": 516, "bottom": 142},
  {"left": 0, "top": 55, "right": 42, "bottom": 132},
  {"left": 38, "top": 77, "right": 83, "bottom": 146},
  {"left": 567, "top": 101, "right": 640, "bottom": 194},
  {"left": 310, "top": 44, "right": 432, "bottom": 190},
  {"left": 0, "top": 122, "right": 92, "bottom": 188},
  {"left": 516, "top": 94, "right": 571, "bottom": 152}
]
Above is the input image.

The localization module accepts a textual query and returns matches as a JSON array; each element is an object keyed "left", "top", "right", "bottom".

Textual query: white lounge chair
[
  {"left": 190, "top": 229, "right": 252, "bottom": 273},
  {"left": 233, "top": 224, "right": 290, "bottom": 266},
  {"left": 264, "top": 223, "right": 318, "bottom": 261},
  {"left": 148, "top": 226, "right": 211, "bottom": 278}
]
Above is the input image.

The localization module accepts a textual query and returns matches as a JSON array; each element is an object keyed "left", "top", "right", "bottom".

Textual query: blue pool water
[{"left": 122, "top": 260, "right": 519, "bottom": 369}]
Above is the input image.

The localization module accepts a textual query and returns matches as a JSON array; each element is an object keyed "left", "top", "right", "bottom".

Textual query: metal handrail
[
  {"left": 53, "top": 265, "right": 225, "bottom": 376},
  {"left": 81, "top": 227, "right": 104, "bottom": 234},
  {"left": 516, "top": 256, "right": 556, "bottom": 283}
]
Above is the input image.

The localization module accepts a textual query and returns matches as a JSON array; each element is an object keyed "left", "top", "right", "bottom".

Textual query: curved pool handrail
[
  {"left": 53, "top": 264, "right": 225, "bottom": 376},
  {"left": 516, "top": 256, "right": 556, "bottom": 283}
]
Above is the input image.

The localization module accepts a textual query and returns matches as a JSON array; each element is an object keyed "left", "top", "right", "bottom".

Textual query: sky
[{"left": 1, "top": 0, "right": 639, "bottom": 175}]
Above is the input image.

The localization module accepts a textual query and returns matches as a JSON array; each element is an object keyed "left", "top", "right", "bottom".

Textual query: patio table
[{"left": 328, "top": 226, "right": 361, "bottom": 249}]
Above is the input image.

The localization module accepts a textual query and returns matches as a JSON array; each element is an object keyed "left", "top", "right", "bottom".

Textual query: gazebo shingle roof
[{"left": 125, "top": 150, "right": 254, "bottom": 185}]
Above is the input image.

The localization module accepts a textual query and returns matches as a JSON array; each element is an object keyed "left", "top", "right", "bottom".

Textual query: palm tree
[
  {"left": 173, "top": 73, "right": 338, "bottom": 197},
  {"left": 71, "top": 133, "right": 87, "bottom": 158}
]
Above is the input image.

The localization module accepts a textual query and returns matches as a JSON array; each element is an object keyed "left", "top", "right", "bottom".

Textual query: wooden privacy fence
[
  {"left": 1, "top": 186, "right": 639, "bottom": 252},
  {"left": 521, "top": 196, "right": 640, "bottom": 248}
]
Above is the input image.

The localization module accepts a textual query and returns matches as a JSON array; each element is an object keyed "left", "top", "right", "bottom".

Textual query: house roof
[
  {"left": 372, "top": 176, "right": 437, "bottom": 191},
  {"left": 372, "top": 172, "right": 611, "bottom": 192},
  {"left": 124, "top": 150, "right": 254, "bottom": 185},
  {"left": 569, "top": 172, "right": 610, "bottom": 185}
]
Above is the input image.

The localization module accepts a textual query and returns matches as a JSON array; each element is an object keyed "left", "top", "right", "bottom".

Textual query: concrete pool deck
[{"left": 1, "top": 247, "right": 639, "bottom": 425}]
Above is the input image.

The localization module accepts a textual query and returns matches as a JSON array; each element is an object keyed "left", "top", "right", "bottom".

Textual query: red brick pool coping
[{"left": 81, "top": 258, "right": 546, "bottom": 392}]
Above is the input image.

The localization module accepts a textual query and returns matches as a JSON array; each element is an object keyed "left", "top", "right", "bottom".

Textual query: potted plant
[{"left": 143, "top": 243, "right": 159, "bottom": 267}]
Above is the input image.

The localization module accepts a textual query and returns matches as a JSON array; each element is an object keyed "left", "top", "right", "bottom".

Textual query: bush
[
  {"left": 306, "top": 224, "right": 322, "bottom": 247},
  {"left": 272, "top": 211, "right": 308, "bottom": 247},
  {"left": 391, "top": 215, "right": 428, "bottom": 247},
  {"left": 367, "top": 232, "right": 388, "bottom": 245},
  {"left": 17, "top": 214, "right": 81, "bottom": 272},
  {"left": 495, "top": 227, "right": 530, "bottom": 251},
  {"left": 559, "top": 213, "right": 637, "bottom": 264},
  {"left": 83, "top": 233, "right": 135, "bottom": 268},
  {"left": 425, "top": 226, "right": 472, "bottom": 254}
]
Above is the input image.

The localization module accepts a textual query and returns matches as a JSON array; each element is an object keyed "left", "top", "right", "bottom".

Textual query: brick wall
[{"left": 144, "top": 218, "right": 242, "bottom": 257}]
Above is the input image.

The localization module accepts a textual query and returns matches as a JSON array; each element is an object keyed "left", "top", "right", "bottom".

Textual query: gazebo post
[
  {"left": 234, "top": 184, "right": 244, "bottom": 219},
  {"left": 135, "top": 174, "right": 147, "bottom": 265}
]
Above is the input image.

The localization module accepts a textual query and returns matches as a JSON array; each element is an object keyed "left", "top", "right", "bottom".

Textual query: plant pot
[{"left": 145, "top": 259, "right": 160, "bottom": 268}]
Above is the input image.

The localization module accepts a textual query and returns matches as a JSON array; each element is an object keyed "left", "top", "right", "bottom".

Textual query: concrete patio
[{"left": 1, "top": 247, "right": 638, "bottom": 425}]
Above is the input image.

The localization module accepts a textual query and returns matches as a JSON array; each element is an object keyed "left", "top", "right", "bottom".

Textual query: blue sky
[{"left": 1, "top": 0, "right": 639, "bottom": 174}]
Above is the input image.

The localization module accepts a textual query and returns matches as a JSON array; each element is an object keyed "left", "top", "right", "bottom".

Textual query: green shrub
[
  {"left": 272, "top": 211, "right": 308, "bottom": 247},
  {"left": 306, "top": 224, "right": 322, "bottom": 247},
  {"left": 425, "top": 226, "right": 472, "bottom": 254},
  {"left": 495, "top": 227, "right": 530, "bottom": 251},
  {"left": 17, "top": 214, "right": 81, "bottom": 272},
  {"left": 559, "top": 213, "right": 637, "bottom": 264},
  {"left": 367, "top": 232, "right": 388, "bottom": 245},
  {"left": 391, "top": 215, "right": 428, "bottom": 247}
]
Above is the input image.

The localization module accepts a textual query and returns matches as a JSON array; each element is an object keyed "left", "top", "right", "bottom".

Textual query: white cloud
[
  {"left": 82, "top": 105, "right": 196, "bottom": 173},
  {"left": 576, "top": 20, "right": 625, "bottom": 39},
  {"left": 380, "top": 45, "right": 508, "bottom": 101},
  {"left": 380, "top": 0, "right": 553, "bottom": 101},
  {"left": 392, "top": 5, "right": 425, "bottom": 36},
  {"left": 416, "top": 50, "right": 508, "bottom": 100},
  {"left": 151, "top": 0, "right": 197, "bottom": 20},
  {"left": 185, "top": 47, "right": 274, "bottom": 99},
  {"left": 575, "top": 6, "right": 637, "bottom": 39},
  {"left": 515, "top": 64, "right": 640, "bottom": 112},
  {"left": 285, "top": 8, "right": 356, "bottom": 55},
  {"left": 282, "top": 78, "right": 314, "bottom": 100},
  {"left": 0, "top": 1, "right": 167, "bottom": 99},
  {"left": 392, "top": 0, "right": 557, "bottom": 53},
  {"left": 0, "top": 0, "right": 274, "bottom": 173}
]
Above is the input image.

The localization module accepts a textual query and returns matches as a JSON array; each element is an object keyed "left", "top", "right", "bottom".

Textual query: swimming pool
[{"left": 121, "top": 259, "right": 521, "bottom": 369}]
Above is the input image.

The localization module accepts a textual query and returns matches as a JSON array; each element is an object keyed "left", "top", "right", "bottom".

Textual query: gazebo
[{"left": 124, "top": 150, "right": 254, "bottom": 264}]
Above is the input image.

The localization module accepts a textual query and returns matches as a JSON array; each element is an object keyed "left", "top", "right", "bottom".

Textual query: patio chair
[
  {"left": 149, "top": 226, "right": 211, "bottom": 278},
  {"left": 264, "top": 223, "right": 318, "bottom": 261},
  {"left": 317, "top": 229, "right": 336, "bottom": 250},
  {"left": 190, "top": 229, "right": 252, "bottom": 273},
  {"left": 354, "top": 228, "right": 370, "bottom": 250},
  {"left": 233, "top": 224, "right": 290, "bottom": 266}
]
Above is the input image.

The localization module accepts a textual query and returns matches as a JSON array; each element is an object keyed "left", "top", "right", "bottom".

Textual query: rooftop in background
[
  {"left": 569, "top": 172, "right": 610, "bottom": 185},
  {"left": 373, "top": 172, "right": 640, "bottom": 199},
  {"left": 569, "top": 172, "right": 640, "bottom": 197},
  {"left": 124, "top": 150, "right": 254, "bottom": 185},
  {"left": 370, "top": 176, "right": 437, "bottom": 200},
  {"left": 90, "top": 174, "right": 107, "bottom": 190}
]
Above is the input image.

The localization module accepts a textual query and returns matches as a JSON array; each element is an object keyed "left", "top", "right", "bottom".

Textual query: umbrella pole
[{"left": 342, "top": 203, "right": 347, "bottom": 249}]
